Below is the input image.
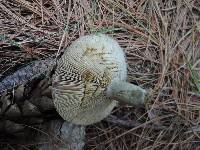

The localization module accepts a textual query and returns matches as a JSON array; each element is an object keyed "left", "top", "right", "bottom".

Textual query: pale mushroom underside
[{"left": 52, "top": 34, "right": 127, "bottom": 125}]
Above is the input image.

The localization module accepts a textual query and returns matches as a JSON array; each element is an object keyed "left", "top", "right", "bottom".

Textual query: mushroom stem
[{"left": 106, "top": 81, "right": 148, "bottom": 105}]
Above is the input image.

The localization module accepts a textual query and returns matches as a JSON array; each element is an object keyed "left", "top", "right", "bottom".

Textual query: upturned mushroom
[{"left": 52, "top": 34, "right": 147, "bottom": 125}]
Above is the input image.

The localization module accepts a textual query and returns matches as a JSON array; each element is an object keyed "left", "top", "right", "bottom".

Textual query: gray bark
[
  {"left": 0, "top": 58, "right": 85, "bottom": 150},
  {"left": 37, "top": 120, "right": 85, "bottom": 150}
]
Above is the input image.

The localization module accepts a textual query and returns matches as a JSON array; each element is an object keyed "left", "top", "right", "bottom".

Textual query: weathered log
[
  {"left": 0, "top": 58, "right": 55, "bottom": 94},
  {"left": 37, "top": 120, "right": 85, "bottom": 150},
  {"left": 0, "top": 58, "right": 86, "bottom": 149}
]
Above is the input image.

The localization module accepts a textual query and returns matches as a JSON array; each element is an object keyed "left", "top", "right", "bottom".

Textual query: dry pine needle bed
[{"left": 0, "top": 0, "right": 200, "bottom": 149}]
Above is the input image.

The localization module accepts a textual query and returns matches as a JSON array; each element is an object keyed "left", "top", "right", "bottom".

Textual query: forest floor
[{"left": 0, "top": 0, "right": 200, "bottom": 149}]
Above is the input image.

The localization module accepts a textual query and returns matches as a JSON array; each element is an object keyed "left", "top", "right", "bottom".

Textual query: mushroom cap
[{"left": 52, "top": 34, "right": 127, "bottom": 125}]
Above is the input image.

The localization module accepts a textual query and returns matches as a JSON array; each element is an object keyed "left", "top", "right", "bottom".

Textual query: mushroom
[{"left": 52, "top": 34, "right": 147, "bottom": 125}]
